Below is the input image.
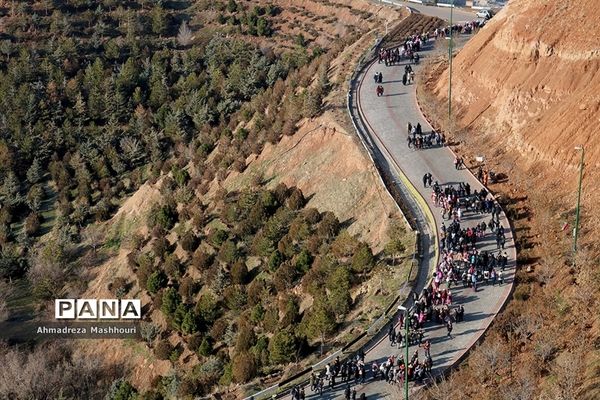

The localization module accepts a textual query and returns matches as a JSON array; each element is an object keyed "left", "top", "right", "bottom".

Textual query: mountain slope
[{"left": 434, "top": 0, "right": 600, "bottom": 171}]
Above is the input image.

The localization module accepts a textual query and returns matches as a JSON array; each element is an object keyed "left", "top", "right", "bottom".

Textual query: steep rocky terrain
[
  {"left": 434, "top": 0, "right": 600, "bottom": 174},
  {"left": 417, "top": 0, "right": 600, "bottom": 398}
]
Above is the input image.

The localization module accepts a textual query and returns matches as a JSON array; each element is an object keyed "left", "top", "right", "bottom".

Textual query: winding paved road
[
  {"left": 405, "top": 2, "right": 476, "bottom": 22},
  {"left": 301, "top": 5, "right": 516, "bottom": 400},
  {"left": 385, "top": 0, "right": 478, "bottom": 22}
]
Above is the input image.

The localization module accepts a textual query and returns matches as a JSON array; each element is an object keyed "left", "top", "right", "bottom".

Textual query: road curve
[
  {"left": 352, "top": 39, "right": 516, "bottom": 399},
  {"left": 301, "top": 9, "right": 516, "bottom": 400}
]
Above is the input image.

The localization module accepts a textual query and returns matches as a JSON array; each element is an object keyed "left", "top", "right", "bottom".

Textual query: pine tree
[
  {"left": 384, "top": 238, "right": 406, "bottom": 266},
  {"left": 227, "top": 0, "right": 238, "bottom": 13},
  {"left": 26, "top": 184, "right": 44, "bottom": 212},
  {"left": 1, "top": 172, "right": 21, "bottom": 207},
  {"left": 26, "top": 158, "right": 43, "bottom": 184},
  {"left": 149, "top": 69, "right": 169, "bottom": 109},
  {"left": 181, "top": 310, "right": 198, "bottom": 334},
  {"left": 268, "top": 329, "right": 297, "bottom": 364},
  {"left": 305, "top": 295, "right": 335, "bottom": 356},
  {"left": 151, "top": 5, "right": 167, "bottom": 37},
  {"left": 146, "top": 270, "right": 167, "bottom": 293},
  {"left": 351, "top": 242, "right": 375, "bottom": 273}
]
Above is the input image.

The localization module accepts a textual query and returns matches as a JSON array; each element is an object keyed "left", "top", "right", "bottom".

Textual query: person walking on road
[
  {"left": 388, "top": 324, "right": 397, "bottom": 346},
  {"left": 446, "top": 318, "right": 453, "bottom": 338},
  {"left": 455, "top": 156, "right": 465, "bottom": 170},
  {"left": 402, "top": 73, "right": 407, "bottom": 86},
  {"left": 423, "top": 172, "right": 433, "bottom": 188},
  {"left": 420, "top": 339, "right": 431, "bottom": 358}
]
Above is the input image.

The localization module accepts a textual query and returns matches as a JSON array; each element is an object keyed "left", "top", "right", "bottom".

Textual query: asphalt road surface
[
  {"left": 379, "top": 0, "right": 478, "bottom": 22},
  {"left": 299, "top": 6, "right": 516, "bottom": 400}
]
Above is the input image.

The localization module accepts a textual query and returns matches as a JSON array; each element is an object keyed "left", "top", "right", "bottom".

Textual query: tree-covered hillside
[{"left": 0, "top": 0, "right": 335, "bottom": 274}]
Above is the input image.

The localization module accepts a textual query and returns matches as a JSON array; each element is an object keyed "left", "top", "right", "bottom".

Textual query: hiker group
[
  {"left": 374, "top": 71, "right": 385, "bottom": 97},
  {"left": 374, "top": 33, "right": 427, "bottom": 97},
  {"left": 283, "top": 21, "right": 511, "bottom": 400},
  {"left": 305, "top": 353, "right": 370, "bottom": 399},
  {"left": 433, "top": 20, "right": 486, "bottom": 40},
  {"left": 377, "top": 33, "right": 425, "bottom": 66},
  {"left": 407, "top": 121, "right": 446, "bottom": 149}
]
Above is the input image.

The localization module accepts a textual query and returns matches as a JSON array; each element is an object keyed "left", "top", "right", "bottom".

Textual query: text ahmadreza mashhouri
[{"left": 36, "top": 325, "right": 137, "bottom": 335}]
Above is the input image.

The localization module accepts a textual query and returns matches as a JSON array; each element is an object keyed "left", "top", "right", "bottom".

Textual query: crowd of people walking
[{"left": 283, "top": 17, "right": 510, "bottom": 400}]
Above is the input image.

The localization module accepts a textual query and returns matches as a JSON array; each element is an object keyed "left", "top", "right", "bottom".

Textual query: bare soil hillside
[
  {"left": 433, "top": 0, "right": 600, "bottom": 175},
  {"left": 417, "top": 0, "right": 600, "bottom": 398},
  {"left": 74, "top": 3, "right": 414, "bottom": 393}
]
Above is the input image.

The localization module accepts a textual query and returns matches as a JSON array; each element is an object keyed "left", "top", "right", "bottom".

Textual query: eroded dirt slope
[
  {"left": 433, "top": 0, "right": 600, "bottom": 172},
  {"left": 418, "top": 1, "right": 600, "bottom": 398},
  {"left": 74, "top": 5, "right": 412, "bottom": 390}
]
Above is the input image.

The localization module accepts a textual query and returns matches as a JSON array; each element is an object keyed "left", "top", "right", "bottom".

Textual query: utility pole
[
  {"left": 405, "top": 309, "right": 409, "bottom": 400},
  {"left": 573, "top": 146, "right": 585, "bottom": 266},
  {"left": 448, "top": 0, "right": 454, "bottom": 136},
  {"left": 398, "top": 304, "right": 409, "bottom": 400}
]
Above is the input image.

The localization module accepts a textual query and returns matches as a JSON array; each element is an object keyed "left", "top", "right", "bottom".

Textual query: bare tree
[
  {"left": 27, "top": 243, "right": 68, "bottom": 299},
  {"left": 551, "top": 349, "right": 585, "bottom": 399},
  {"left": 468, "top": 340, "right": 511, "bottom": 384},
  {"left": 499, "top": 372, "right": 536, "bottom": 400},
  {"left": 140, "top": 321, "right": 160, "bottom": 346},
  {"left": 177, "top": 20, "right": 193, "bottom": 47},
  {"left": 0, "top": 343, "right": 115, "bottom": 399}
]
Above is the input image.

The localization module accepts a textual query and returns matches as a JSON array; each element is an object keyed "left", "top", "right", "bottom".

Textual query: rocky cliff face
[{"left": 434, "top": 0, "right": 600, "bottom": 172}]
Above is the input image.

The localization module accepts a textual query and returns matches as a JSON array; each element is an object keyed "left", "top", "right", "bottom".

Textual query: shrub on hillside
[
  {"left": 352, "top": 243, "right": 375, "bottom": 273},
  {"left": 161, "top": 288, "right": 182, "bottom": 316},
  {"left": 180, "top": 230, "right": 199, "bottom": 252},
  {"left": 196, "top": 292, "right": 220, "bottom": 324},
  {"left": 235, "top": 321, "right": 257, "bottom": 353},
  {"left": 286, "top": 188, "right": 305, "bottom": 210},
  {"left": 192, "top": 250, "right": 214, "bottom": 271},
  {"left": 147, "top": 271, "right": 168, "bottom": 294},
  {"left": 224, "top": 285, "right": 247, "bottom": 311},
  {"left": 24, "top": 212, "right": 42, "bottom": 236},
  {"left": 232, "top": 351, "right": 257, "bottom": 383},
  {"left": 268, "top": 329, "right": 297, "bottom": 365},
  {"left": 198, "top": 337, "right": 213, "bottom": 357},
  {"left": 317, "top": 211, "right": 340, "bottom": 239},
  {"left": 231, "top": 259, "right": 248, "bottom": 284},
  {"left": 154, "top": 340, "right": 173, "bottom": 360},
  {"left": 105, "top": 379, "right": 137, "bottom": 400},
  {"left": 147, "top": 203, "right": 177, "bottom": 231},
  {"left": 164, "top": 254, "right": 183, "bottom": 278}
]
